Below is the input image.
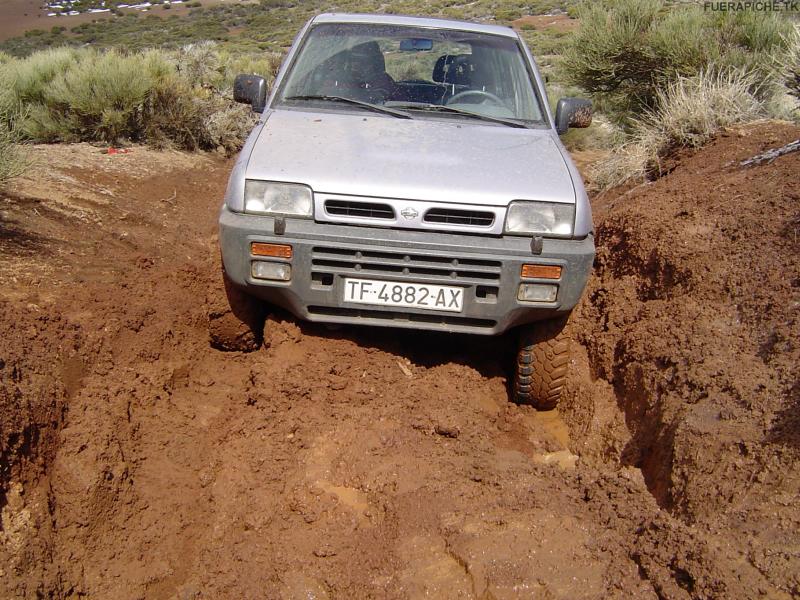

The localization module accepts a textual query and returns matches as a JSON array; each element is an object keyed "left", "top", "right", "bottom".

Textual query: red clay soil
[
  {"left": 567, "top": 121, "right": 800, "bottom": 598},
  {"left": 0, "top": 123, "right": 798, "bottom": 599}
]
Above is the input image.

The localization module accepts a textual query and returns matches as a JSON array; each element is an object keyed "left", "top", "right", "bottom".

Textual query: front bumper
[{"left": 219, "top": 207, "right": 594, "bottom": 335}]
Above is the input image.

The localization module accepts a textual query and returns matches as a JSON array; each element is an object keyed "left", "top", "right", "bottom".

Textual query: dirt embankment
[
  {"left": 566, "top": 122, "right": 800, "bottom": 597},
  {"left": 0, "top": 124, "right": 798, "bottom": 599}
]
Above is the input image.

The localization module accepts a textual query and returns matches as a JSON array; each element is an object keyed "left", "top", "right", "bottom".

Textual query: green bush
[
  {"left": 43, "top": 50, "right": 163, "bottom": 141},
  {"left": 0, "top": 45, "right": 270, "bottom": 151},
  {"left": 561, "top": 0, "right": 792, "bottom": 125}
]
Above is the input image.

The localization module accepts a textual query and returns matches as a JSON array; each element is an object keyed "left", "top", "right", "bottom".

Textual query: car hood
[{"left": 245, "top": 108, "right": 576, "bottom": 207}]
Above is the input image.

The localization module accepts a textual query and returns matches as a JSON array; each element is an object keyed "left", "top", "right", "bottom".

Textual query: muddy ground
[{"left": 0, "top": 123, "right": 798, "bottom": 599}]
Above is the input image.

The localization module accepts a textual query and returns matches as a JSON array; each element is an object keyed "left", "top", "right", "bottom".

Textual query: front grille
[
  {"left": 311, "top": 246, "right": 502, "bottom": 284},
  {"left": 325, "top": 199, "right": 394, "bottom": 220},
  {"left": 424, "top": 208, "right": 495, "bottom": 227}
]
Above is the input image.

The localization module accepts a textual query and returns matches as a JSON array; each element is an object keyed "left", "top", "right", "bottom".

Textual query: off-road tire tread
[
  {"left": 513, "top": 317, "right": 571, "bottom": 410},
  {"left": 206, "top": 257, "right": 266, "bottom": 352}
]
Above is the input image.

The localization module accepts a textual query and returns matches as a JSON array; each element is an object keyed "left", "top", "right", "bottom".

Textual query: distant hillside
[{"left": 0, "top": 0, "right": 577, "bottom": 56}]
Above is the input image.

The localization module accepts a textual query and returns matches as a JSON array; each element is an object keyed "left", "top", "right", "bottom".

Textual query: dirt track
[{"left": 1, "top": 124, "right": 798, "bottom": 599}]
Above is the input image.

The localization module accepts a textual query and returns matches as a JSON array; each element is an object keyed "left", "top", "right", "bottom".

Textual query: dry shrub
[
  {"left": 144, "top": 84, "right": 256, "bottom": 152},
  {"left": 778, "top": 23, "right": 799, "bottom": 107},
  {"left": 143, "top": 81, "right": 209, "bottom": 150},
  {"left": 0, "top": 67, "right": 26, "bottom": 186},
  {"left": 203, "top": 98, "right": 257, "bottom": 153},
  {"left": 167, "top": 42, "right": 281, "bottom": 91},
  {"left": 593, "top": 70, "right": 762, "bottom": 190},
  {"left": 648, "top": 70, "right": 762, "bottom": 148},
  {"left": 0, "top": 124, "right": 26, "bottom": 187},
  {"left": 172, "top": 41, "right": 222, "bottom": 87}
]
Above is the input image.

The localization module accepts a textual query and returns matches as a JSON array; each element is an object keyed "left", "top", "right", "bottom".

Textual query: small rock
[
  {"left": 329, "top": 378, "right": 347, "bottom": 390},
  {"left": 434, "top": 424, "right": 460, "bottom": 439},
  {"left": 313, "top": 546, "right": 336, "bottom": 557}
]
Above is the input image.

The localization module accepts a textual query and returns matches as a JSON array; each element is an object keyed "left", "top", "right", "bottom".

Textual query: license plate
[{"left": 343, "top": 278, "right": 464, "bottom": 313}]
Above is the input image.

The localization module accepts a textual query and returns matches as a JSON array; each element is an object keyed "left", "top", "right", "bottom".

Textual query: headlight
[
  {"left": 244, "top": 180, "right": 313, "bottom": 217},
  {"left": 504, "top": 201, "right": 574, "bottom": 236}
]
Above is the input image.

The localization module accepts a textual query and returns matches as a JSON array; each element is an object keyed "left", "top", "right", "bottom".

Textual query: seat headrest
[
  {"left": 348, "top": 41, "right": 386, "bottom": 79},
  {"left": 432, "top": 54, "right": 455, "bottom": 83},
  {"left": 432, "top": 54, "right": 473, "bottom": 85}
]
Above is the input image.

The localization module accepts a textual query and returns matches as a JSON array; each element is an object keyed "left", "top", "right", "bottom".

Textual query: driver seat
[{"left": 345, "top": 41, "right": 395, "bottom": 92}]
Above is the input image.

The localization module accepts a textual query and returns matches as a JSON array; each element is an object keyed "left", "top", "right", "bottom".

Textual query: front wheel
[
  {"left": 206, "top": 257, "right": 266, "bottom": 352},
  {"left": 512, "top": 317, "right": 571, "bottom": 410}
]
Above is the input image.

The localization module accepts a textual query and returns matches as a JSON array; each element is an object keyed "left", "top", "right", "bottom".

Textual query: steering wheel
[{"left": 446, "top": 90, "right": 506, "bottom": 107}]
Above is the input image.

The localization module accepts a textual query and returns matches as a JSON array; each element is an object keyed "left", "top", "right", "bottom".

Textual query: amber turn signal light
[
  {"left": 521, "top": 264, "right": 562, "bottom": 279},
  {"left": 251, "top": 242, "right": 292, "bottom": 259}
]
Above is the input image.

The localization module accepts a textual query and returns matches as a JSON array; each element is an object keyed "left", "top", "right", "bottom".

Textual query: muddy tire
[
  {"left": 512, "top": 317, "right": 571, "bottom": 410},
  {"left": 206, "top": 264, "right": 266, "bottom": 352}
]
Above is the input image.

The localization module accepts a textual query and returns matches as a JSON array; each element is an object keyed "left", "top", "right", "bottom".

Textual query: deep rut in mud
[{"left": 1, "top": 127, "right": 799, "bottom": 599}]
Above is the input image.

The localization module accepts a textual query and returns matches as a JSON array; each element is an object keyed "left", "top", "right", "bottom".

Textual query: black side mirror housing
[
  {"left": 234, "top": 74, "right": 267, "bottom": 113},
  {"left": 554, "top": 97, "right": 593, "bottom": 135}
]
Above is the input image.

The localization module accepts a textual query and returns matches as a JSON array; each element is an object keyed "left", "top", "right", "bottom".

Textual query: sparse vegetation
[
  {"left": 0, "top": 45, "right": 281, "bottom": 151},
  {"left": 561, "top": 0, "right": 793, "bottom": 126},
  {"left": 592, "top": 70, "right": 763, "bottom": 190},
  {"left": 0, "top": 0, "right": 578, "bottom": 56}
]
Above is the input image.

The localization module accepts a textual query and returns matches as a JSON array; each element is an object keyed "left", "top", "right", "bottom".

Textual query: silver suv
[{"left": 216, "top": 13, "right": 594, "bottom": 409}]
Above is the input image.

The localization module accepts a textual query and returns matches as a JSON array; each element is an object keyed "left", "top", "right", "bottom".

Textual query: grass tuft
[
  {"left": 592, "top": 70, "right": 763, "bottom": 190},
  {"left": 777, "top": 23, "right": 800, "bottom": 111},
  {"left": 0, "top": 67, "right": 27, "bottom": 186},
  {"left": 0, "top": 124, "right": 27, "bottom": 187}
]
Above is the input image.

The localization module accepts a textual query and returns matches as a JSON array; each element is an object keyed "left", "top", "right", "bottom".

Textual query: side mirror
[
  {"left": 233, "top": 74, "right": 267, "bottom": 113},
  {"left": 554, "top": 97, "right": 593, "bottom": 135}
]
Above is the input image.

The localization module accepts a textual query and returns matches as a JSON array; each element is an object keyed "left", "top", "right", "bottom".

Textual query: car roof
[{"left": 310, "top": 12, "right": 520, "bottom": 39}]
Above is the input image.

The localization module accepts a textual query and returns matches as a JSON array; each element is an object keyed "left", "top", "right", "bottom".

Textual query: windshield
[{"left": 277, "top": 22, "right": 546, "bottom": 124}]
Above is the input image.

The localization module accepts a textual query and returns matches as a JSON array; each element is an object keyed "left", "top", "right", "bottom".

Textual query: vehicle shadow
[
  {"left": 274, "top": 307, "right": 515, "bottom": 381},
  {"left": 767, "top": 379, "right": 800, "bottom": 448},
  {"left": 0, "top": 211, "right": 51, "bottom": 259}
]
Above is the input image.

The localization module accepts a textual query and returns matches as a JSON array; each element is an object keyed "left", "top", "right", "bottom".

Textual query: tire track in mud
[
  {"left": 1, "top": 147, "right": 653, "bottom": 599},
  {"left": 29, "top": 264, "right": 630, "bottom": 599},
  {"left": 2, "top": 128, "right": 799, "bottom": 599}
]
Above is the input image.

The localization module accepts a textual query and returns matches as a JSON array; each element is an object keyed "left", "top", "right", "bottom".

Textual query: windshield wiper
[
  {"left": 284, "top": 95, "right": 412, "bottom": 119},
  {"left": 387, "top": 102, "right": 528, "bottom": 128}
]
